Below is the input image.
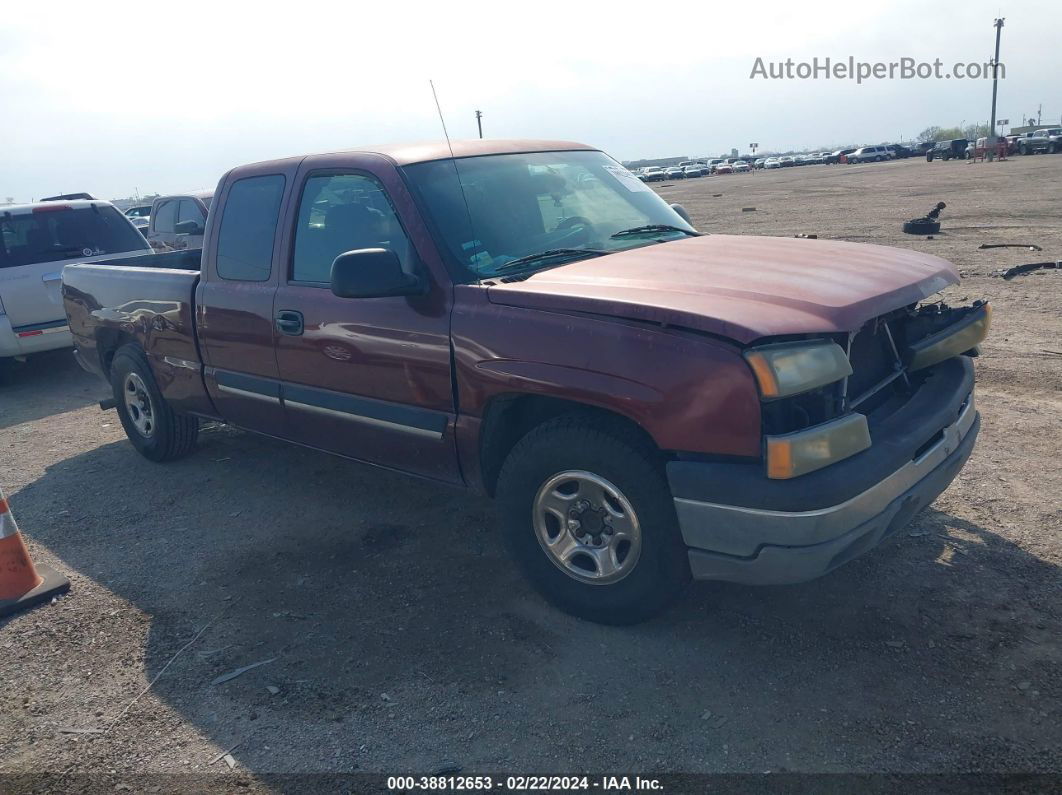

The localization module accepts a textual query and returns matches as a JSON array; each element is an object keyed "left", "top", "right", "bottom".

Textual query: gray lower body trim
[
  {"left": 284, "top": 399, "right": 444, "bottom": 440},
  {"left": 209, "top": 368, "right": 448, "bottom": 439},
  {"left": 678, "top": 398, "right": 980, "bottom": 585}
]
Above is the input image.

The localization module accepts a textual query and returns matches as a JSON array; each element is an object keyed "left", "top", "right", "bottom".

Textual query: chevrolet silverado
[{"left": 62, "top": 140, "right": 989, "bottom": 624}]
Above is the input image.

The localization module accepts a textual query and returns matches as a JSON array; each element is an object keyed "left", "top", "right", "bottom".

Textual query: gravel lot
[{"left": 1, "top": 155, "right": 1060, "bottom": 789}]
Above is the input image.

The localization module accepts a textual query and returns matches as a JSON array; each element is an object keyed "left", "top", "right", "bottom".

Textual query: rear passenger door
[
  {"left": 272, "top": 162, "right": 460, "bottom": 484},
  {"left": 197, "top": 172, "right": 292, "bottom": 434}
]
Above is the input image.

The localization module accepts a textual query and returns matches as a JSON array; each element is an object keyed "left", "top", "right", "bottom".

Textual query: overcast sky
[{"left": 2, "top": 0, "right": 1059, "bottom": 202}]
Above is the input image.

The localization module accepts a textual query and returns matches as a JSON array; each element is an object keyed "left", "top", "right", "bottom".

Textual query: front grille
[{"left": 844, "top": 315, "right": 912, "bottom": 416}]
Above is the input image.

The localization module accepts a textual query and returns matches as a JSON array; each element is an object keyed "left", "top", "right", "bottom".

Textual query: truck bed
[
  {"left": 80, "top": 248, "right": 202, "bottom": 271},
  {"left": 62, "top": 258, "right": 215, "bottom": 417}
]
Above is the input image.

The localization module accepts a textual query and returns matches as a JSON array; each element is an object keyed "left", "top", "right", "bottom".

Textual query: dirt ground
[{"left": 1, "top": 155, "right": 1060, "bottom": 790}]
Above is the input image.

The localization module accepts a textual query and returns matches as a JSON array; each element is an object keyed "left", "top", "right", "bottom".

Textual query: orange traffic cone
[{"left": 0, "top": 487, "right": 69, "bottom": 619}]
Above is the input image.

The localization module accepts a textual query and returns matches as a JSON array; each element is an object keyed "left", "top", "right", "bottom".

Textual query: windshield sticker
[{"left": 604, "top": 165, "right": 651, "bottom": 193}]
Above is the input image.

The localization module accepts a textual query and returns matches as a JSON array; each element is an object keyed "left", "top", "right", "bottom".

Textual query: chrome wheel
[
  {"left": 532, "top": 470, "right": 642, "bottom": 585},
  {"left": 123, "top": 372, "right": 155, "bottom": 438}
]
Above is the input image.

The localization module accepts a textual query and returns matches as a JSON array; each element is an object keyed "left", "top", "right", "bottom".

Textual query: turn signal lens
[{"left": 766, "top": 413, "right": 871, "bottom": 479}]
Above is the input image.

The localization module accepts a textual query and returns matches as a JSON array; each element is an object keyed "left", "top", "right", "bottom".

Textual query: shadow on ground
[
  {"left": 0, "top": 349, "right": 105, "bottom": 429},
  {"left": 7, "top": 425, "right": 1062, "bottom": 775}
]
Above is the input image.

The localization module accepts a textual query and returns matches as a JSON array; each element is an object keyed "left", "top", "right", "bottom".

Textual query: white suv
[
  {"left": 0, "top": 200, "right": 149, "bottom": 372},
  {"left": 847, "top": 146, "right": 892, "bottom": 163}
]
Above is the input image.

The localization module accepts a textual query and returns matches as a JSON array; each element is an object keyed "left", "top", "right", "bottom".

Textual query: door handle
[{"left": 275, "top": 310, "right": 304, "bottom": 336}]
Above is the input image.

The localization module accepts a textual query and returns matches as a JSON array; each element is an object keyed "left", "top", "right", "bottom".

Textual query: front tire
[
  {"left": 496, "top": 415, "right": 690, "bottom": 624},
  {"left": 110, "top": 344, "right": 198, "bottom": 462}
]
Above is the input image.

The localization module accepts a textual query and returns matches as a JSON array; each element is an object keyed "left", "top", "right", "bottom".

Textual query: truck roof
[{"left": 231, "top": 139, "right": 597, "bottom": 173}]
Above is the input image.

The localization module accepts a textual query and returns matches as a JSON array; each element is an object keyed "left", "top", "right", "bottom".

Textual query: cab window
[{"left": 291, "top": 173, "right": 414, "bottom": 284}]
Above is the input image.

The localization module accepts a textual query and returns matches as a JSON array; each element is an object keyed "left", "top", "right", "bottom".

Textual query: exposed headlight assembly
[
  {"left": 744, "top": 340, "right": 852, "bottom": 400},
  {"left": 908, "top": 304, "right": 991, "bottom": 372}
]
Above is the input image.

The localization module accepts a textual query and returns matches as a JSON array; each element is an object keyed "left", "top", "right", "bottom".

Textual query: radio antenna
[
  {"left": 429, "top": 80, "right": 482, "bottom": 275},
  {"left": 430, "top": 80, "right": 454, "bottom": 154}
]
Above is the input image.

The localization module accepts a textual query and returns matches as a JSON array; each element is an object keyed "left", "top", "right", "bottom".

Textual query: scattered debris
[
  {"left": 211, "top": 658, "right": 276, "bottom": 686},
  {"left": 978, "top": 243, "right": 1042, "bottom": 251},
  {"left": 701, "top": 709, "right": 713, "bottom": 721},
  {"left": 794, "top": 233, "right": 818, "bottom": 239},
  {"left": 435, "top": 761, "right": 463, "bottom": 775},
  {"left": 741, "top": 207, "right": 757, "bottom": 212},
  {"left": 903, "top": 202, "right": 946, "bottom": 235},
  {"left": 210, "top": 742, "right": 242, "bottom": 765},
  {"left": 907, "top": 529, "right": 930, "bottom": 538},
  {"left": 991, "top": 261, "right": 1061, "bottom": 280},
  {"left": 886, "top": 640, "right": 906, "bottom": 648},
  {"left": 222, "top": 754, "right": 237, "bottom": 770},
  {"left": 265, "top": 685, "right": 281, "bottom": 696},
  {"left": 197, "top": 646, "right": 232, "bottom": 658}
]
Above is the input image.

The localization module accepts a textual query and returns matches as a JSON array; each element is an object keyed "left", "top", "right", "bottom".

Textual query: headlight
[
  {"left": 908, "top": 304, "right": 991, "bottom": 372},
  {"left": 744, "top": 340, "right": 852, "bottom": 399}
]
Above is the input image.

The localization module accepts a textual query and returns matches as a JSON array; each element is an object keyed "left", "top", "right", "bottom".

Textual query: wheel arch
[
  {"left": 95, "top": 328, "right": 139, "bottom": 377},
  {"left": 478, "top": 393, "right": 661, "bottom": 497}
]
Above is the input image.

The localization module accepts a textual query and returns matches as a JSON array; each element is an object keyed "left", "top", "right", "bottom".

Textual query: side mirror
[
  {"left": 670, "top": 203, "right": 693, "bottom": 226},
  {"left": 330, "top": 248, "right": 425, "bottom": 299},
  {"left": 174, "top": 220, "right": 203, "bottom": 235}
]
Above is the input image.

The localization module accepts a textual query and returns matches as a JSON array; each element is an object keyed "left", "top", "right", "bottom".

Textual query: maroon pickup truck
[{"left": 62, "top": 140, "right": 989, "bottom": 624}]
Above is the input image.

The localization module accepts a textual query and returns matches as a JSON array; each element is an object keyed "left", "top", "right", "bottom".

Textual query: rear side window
[
  {"left": 216, "top": 175, "right": 286, "bottom": 282},
  {"left": 153, "top": 200, "right": 177, "bottom": 233},
  {"left": 0, "top": 205, "right": 147, "bottom": 269}
]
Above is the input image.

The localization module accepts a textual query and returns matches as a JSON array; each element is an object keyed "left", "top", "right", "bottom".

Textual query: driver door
[{"left": 272, "top": 163, "right": 460, "bottom": 484}]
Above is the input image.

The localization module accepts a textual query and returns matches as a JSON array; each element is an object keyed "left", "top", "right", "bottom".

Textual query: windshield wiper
[
  {"left": 610, "top": 224, "right": 699, "bottom": 239},
  {"left": 491, "top": 248, "right": 607, "bottom": 274}
]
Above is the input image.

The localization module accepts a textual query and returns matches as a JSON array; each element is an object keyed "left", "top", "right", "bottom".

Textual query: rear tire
[
  {"left": 496, "top": 414, "right": 691, "bottom": 624},
  {"left": 110, "top": 344, "right": 198, "bottom": 462}
]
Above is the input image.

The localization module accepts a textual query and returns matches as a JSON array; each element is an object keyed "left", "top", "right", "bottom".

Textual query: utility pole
[
  {"left": 988, "top": 18, "right": 1004, "bottom": 147},
  {"left": 475, "top": 110, "right": 483, "bottom": 139}
]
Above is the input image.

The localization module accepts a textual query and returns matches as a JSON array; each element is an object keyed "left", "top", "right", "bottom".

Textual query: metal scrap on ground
[
  {"left": 979, "top": 243, "right": 1043, "bottom": 251},
  {"left": 991, "top": 261, "right": 1062, "bottom": 280},
  {"left": 211, "top": 658, "right": 276, "bottom": 686}
]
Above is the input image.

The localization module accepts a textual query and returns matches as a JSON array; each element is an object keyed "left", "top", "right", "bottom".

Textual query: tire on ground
[
  {"left": 495, "top": 414, "right": 691, "bottom": 624},
  {"left": 903, "top": 218, "right": 941, "bottom": 235},
  {"left": 110, "top": 344, "right": 199, "bottom": 462}
]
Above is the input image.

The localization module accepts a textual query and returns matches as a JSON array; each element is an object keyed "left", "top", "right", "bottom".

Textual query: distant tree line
[{"left": 917, "top": 123, "right": 991, "bottom": 143}]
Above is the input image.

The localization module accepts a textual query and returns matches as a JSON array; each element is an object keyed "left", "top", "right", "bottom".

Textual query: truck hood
[{"left": 486, "top": 234, "right": 959, "bottom": 344}]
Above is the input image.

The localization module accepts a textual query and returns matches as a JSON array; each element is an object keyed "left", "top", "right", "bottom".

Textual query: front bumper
[{"left": 670, "top": 358, "right": 979, "bottom": 585}]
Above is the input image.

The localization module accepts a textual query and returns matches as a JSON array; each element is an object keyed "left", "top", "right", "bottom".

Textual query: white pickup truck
[{"left": 0, "top": 200, "right": 150, "bottom": 376}]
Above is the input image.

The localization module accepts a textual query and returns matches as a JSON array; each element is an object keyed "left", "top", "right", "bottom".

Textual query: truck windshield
[
  {"left": 0, "top": 205, "right": 146, "bottom": 269},
  {"left": 402, "top": 150, "right": 696, "bottom": 280}
]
